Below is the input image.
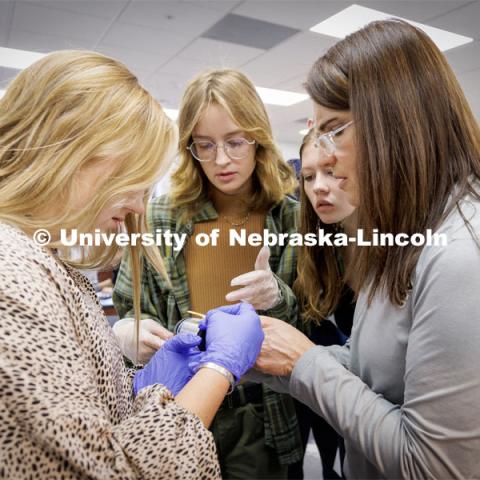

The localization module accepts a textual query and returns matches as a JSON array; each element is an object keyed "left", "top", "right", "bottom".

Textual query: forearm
[
  {"left": 175, "top": 368, "right": 230, "bottom": 427},
  {"left": 324, "top": 342, "right": 351, "bottom": 369},
  {"left": 243, "top": 368, "right": 292, "bottom": 394},
  {"left": 289, "top": 346, "right": 404, "bottom": 477}
]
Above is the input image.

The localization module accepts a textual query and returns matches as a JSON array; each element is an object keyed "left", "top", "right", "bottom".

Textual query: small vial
[{"left": 175, "top": 317, "right": 206, "bottom": 350}]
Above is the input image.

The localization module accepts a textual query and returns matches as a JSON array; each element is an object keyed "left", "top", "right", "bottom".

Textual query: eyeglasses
[
  {"left": 187, "top": 138, "right": 256, "bottom": 163},
  {"left": 314, "top": 120, "right": 354, "bottom": 156}
]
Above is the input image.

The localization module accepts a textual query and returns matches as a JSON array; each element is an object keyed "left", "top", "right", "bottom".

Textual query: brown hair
[
  {"left": 171, "top": 68, "right": 296, "bottom": 221},
  {"left": 294, "top": 129, "right": 345, "bottom": 323},
  {"left": 305, "top": 19, "right": 480, "bottom": 306}
]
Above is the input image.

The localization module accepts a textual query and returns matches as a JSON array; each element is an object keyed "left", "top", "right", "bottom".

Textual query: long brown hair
[
  {"left": 305, "top": 19, "right": 480, "bottom": 306},
  {"left": 294, "top": 130, "right": 345, "bottom": 323},
  {"left": 171, "top": 68, "right": 296, "bottom": 222}
]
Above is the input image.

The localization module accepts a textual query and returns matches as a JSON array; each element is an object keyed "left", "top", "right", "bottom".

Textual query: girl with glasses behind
[{"left": 113, "top": 68, "right": 303, "bottom": 479}]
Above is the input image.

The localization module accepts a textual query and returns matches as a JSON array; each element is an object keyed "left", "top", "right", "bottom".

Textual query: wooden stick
[{"left": 187, "top": 310, "right": 205, "bottom": 319}]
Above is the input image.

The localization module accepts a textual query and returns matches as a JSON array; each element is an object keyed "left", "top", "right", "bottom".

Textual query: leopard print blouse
[{"left": 0, "top": 222, "right": 221, "bottom": 479}]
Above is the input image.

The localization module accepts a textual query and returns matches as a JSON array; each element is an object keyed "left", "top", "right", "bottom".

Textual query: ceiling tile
[
  {"left": 241, "top": 31, "right": 336, "bottom": 85},
  {"left": 457, "top": 66, "right": 480, "bottom": 95},
  {"left": 445, "top": 40, "right": 480, "bottom": 74},
  {"left": 141, "top": 70, "right": 188, "bottom": 107},
  {"left": 33, "top": 1, "right": 129, "bottom": 20},
  {"left": 273, "top": 73, "right": 309, "bottom": 92},
  {"left": 202, "top": 13, "right": 299, "bottom": 49},
  {"left": 233, "top": 1, "right": 352, "bottom": 29},
  {"left": 9, "top": 29, "right": 94, "bottom": 52},
  {"left": 265, "top": 101, "right": 312, "bottom": 127},
  {"left": 118, "top": 0, "right": 231, "bottom": 37},
  {"left": 12, "top": 2, "right": 109, "bottom": 42},
  {"left": 428, "top": 1, "right": 480, "bottom": 38},
  {"left": 154, "top": 56, "right": 215, "bottom": 86},
  {"left": 0, "top": 1, "right": 14, "bottom": 46},
  {"left": 99, "top": 21, "right": 191, "bottom": 59},
  {"left": 178, "top": 37, "right": 264, "bottom": 66},
  {"left": 96, "top": 45, "right": 168, "bottom": 77}
]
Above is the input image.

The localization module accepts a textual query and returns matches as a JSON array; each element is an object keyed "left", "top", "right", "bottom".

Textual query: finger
[
  {"left": 259, "top": 315, "right": 273, "bottom": 328},
  {"left": 142, "top": 331, "right": 166, "bottom": 350},
  {"left": 230, "top": 270, "right": 264, "bottom": 287},
  {"left": 225, "top": 286, "right": 257, "bottom": 303},
  {"left": 167, "top": 333, "right": 202, "bottom": 351},
  {"left": 138, "top": 346, "right": 158, "bottom": 365},
  {"left": 142, "top": 319, "right": 174, "bottom": 340},
  {"left": 188, "top": 353, "right": 207, "bottom": 373},
  {"left": 238, "top": 302, "right": 257, "bottom": 315},
  {"left": 254, "top": 246, "right": 271, "bottom": 271},
  {"left": 206, "top": 303, "right": 243, "bottom": 317}
]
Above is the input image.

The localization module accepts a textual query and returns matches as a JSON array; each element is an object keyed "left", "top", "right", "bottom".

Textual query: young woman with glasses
[
  {"left": 112, "top": 68, "right": 303, "bottom": 479},
  {"left": 216, "top": 20, "right": 480, "bottom": 479}
]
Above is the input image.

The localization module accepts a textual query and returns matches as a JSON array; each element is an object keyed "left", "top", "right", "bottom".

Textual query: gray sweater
[{"left": 251, "top": 192, "right": 480, "bottom": 479}]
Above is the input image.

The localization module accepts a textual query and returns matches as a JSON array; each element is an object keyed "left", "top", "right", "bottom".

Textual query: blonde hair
[
  {"left": 0, "top": 50, "right": 177, "bottom": 339},
  {"left": 171, "top": 68, "right": 296, "bottom": 221}
]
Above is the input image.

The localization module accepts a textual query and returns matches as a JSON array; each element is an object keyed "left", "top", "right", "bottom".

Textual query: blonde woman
[
  {"left": 0, "top": 51, "right": 265, "bottom": 479},
  {"left": 113, "top": 68, "right": 303, "bottom": 479}
]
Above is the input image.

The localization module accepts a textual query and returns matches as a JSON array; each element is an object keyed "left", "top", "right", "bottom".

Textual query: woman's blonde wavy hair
[
  {"left": 171, "top": 68, "right": 296, "bottom": 221},
  {"left": 0, "top": 50, "right": 177, "bottom": 333}
]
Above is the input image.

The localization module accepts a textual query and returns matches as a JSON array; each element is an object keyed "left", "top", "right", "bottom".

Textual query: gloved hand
[
  {"left": 189, "top": 302, "right": 264, "bottom": 382},
  {"left": 133, "top": 333, "right": 203, "bottom": 396},
  {"left": 225, "top": 246, "right": 282, "bottom": 310},
  {"left": 112, "top": 317, "right": 173, "bottom": 365}
]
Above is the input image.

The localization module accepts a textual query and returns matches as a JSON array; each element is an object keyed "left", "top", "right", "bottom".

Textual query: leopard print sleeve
[{"left": 0, "top": 223, "right": 221, "bottom": 479}]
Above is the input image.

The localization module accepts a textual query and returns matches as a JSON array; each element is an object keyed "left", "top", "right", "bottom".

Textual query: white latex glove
[
  {"left": 225, "top": 246, "right": 282, "bottom": 311},
  {"left": 112, "top": 317, "right": 173, "bottom": 365}
]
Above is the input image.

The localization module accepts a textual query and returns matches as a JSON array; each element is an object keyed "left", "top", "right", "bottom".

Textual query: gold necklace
[{"left": 224, "top": 211, "right": 251, "bottom": 227}]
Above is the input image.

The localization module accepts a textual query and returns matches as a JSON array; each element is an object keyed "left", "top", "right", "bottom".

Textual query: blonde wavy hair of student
[
  {"left": 0, "top": 50, "right": 177, "bottom": 328},
  {"left": 171, "top": 68, "right": 296, "bottom": 220}
]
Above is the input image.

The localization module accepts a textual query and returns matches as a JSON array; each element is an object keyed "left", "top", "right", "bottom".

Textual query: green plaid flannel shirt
[{"left": 113, "top": 194, "right": 303, "bottom": 465}]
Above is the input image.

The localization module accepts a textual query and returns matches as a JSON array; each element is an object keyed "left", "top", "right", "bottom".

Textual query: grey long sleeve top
[{"left": 252, "top": 192, "right": 480, "bottom": 479}]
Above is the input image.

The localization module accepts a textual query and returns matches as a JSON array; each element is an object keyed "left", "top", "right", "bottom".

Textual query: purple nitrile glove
[
  {"left": 189, "top": 302, "right": 264, "bottom": 383},
  {"left": 133, "top": 333, "right": 202, "bottom": 396}
]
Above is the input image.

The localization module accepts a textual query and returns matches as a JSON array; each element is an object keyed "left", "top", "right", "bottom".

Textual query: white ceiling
[{"left": 1, "top": 0, "right": 479, "bottom": 148}]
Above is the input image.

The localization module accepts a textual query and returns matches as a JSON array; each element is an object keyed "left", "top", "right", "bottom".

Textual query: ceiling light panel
[
  {"left": 0, "top": 47, "right": 46, "bottom": 69},
  {"left": 309, "top": 4, "right": 473, "bottom": 52},
  {"left": 255, "top": 86, "right": 309, "bottom": 106}
]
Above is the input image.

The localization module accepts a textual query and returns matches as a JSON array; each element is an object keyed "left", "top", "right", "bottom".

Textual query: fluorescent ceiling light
[
  {"left": 0, "top": 89, "right": 5, "bottom": 99},
  {"left": 299, "top": 128, "right": 309, "bottom": 135},
  {"left": 309, "top": 4, "right": 473, "bottom": 52},
  {"left": 256, "top": 87, "right": 308, "bottom": 106},
  {"left": 163, "top": 108, "right": 179, "bottom": 120},
  {"left": 0, "top": 47, "right": 46, "bottom": 69}
]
